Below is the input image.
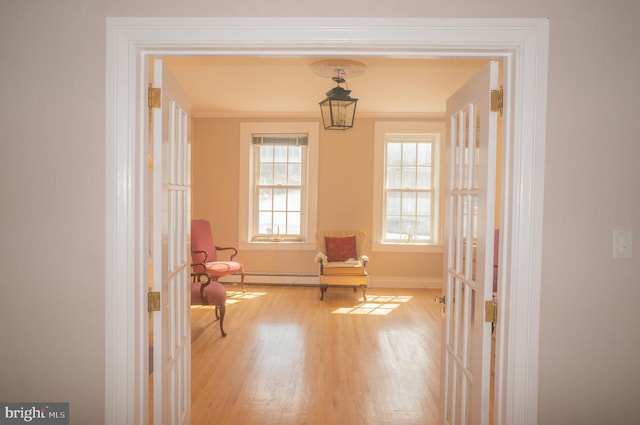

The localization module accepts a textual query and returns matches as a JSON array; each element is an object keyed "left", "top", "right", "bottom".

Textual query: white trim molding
[
  {"left": 105, "top": 17, "right": 548, "bottom": 425},
  {"left": 370, "top": 276, "right": 442, "bottom": 289}
]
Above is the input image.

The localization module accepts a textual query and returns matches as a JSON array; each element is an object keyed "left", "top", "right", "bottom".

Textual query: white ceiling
[{"left": 163, "top": 56, "right": 489, "bottom": 118}]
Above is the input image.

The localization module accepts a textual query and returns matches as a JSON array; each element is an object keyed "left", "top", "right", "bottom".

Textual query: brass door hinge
[
  {"left": 148, "top": 290, "right": 161, "bottom": 313},
  {"left": 491, "top": 87, "right": 503, "bottom": 115},
  {"left": 485, "top": 299, "right": 497, "bottom": 324},
  {"left": 148, "top": 83, "right": 161, "bottom": 110},
  {"left": 434, "top": 295, "right": 446, "bottom": 305}
]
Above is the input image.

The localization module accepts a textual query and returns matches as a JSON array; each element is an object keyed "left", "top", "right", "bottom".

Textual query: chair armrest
[
  {"left": 315, "top": 252, "right": 328, "bottom": 274},
  {"left": 191, "top": 248, "right": 209, "bottom": 263},
  {"left": 191, "top": 262, "right": 207, "bottom": 274},
  {"left": 215, "top": 245, "right": 239, "bottom": 261},
  {"left": 314, "top": 252, "right": 328, "bottom": 264}
]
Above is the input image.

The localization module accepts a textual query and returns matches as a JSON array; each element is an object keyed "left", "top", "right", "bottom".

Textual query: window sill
[
  {"left": 371, "top": 242, "right": 444, "bottom": 253},
  {"left": 239, "top": 241, "right": 316, "bottom": 251}
]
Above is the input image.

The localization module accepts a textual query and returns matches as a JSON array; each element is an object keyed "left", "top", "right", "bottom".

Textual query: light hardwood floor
[{"left": 191, "top": 285, "right": 443, "bottom": 425}]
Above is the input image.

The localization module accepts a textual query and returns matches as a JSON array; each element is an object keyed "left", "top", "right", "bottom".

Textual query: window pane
[
  {"left": 273, "top": 212, "right": 287, "bottom": 235},
  {"left": 386, "top": 192, "right": 401, "bottom": 214},
  {"left": 287, "top": 212, "right": 301, "bottom": 234},
  {"left": 417, "top": 192, "right": 431, "bottom": 213},
  {"left": 415, "top": 216, "right": 431, "bottom": 240},
  {"left": 260, "top": 145, "right": 273, "bottom": 162},
  {"left": 402, "top": 192, "right": 417, "bottom": 214},
  {"left": 385, "top": 216, "right": 402, "bottom": 239},
  {"left": 288, "top": 189, "right": 301, "bottom": 211},
  {"left": 402, "top": 168, "right": 416, "bottom": 188},
  {"left": 259, "top": 188, "right": 272, "bottom": 210},
  {"left": 387, "top": 142, "right": 402, "bottom": 165},
  {"left": 403, "top": 217, "right": 417, "bottom": 239},
  {"left": 259, "top": 163, "right": 273, "bottom": 185},
  {"left": 258, "top": 211, "right": 273, "bottom": 234},
  {"left": 402, "top": 143, "right": 417, "bottom": 166},
  {"left": 386, "top": 166, "right": 402, "bottom": 188},
  {"left": 417, "top": 166, "right": 431, "bottom": 188},
  {"left": 273, "top": 188, "right": 287, "bottom": 210},
  {"left": 289, "top": 146, "right": 302, "bottom": 163},
  {"left": 274, "top": 145, "right": 288, "bottom": 162},
  {"left": 417, "top": 143, "right": 431, "bottom": 166},
  {"left": 274, "top": 163, "right": 287, "bottom": 185},
  {"left": 288, "top": 163, "right": 302, "bottom": 185}
]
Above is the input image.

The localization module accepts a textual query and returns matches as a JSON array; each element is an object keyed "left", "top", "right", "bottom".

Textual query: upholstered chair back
[{"left": 191, "top": 219, "right": 218, "bottom": 263}]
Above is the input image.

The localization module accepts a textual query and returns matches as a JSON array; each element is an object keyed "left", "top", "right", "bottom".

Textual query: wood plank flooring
[{"left": 191, "top": 285, "right": 443, "bottom": 425}]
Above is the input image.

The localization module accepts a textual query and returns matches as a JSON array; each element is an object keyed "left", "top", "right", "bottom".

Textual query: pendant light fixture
[{"left": 311, "top": 60, "right": 367, "bottom": 130}]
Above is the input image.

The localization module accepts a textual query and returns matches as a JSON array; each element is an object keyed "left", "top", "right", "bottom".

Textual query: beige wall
[
  {"left": 191, "top": 117, "right": 443, "bottom": 280},
  {"left": 1, "top": 1, "right": 639, "bottom": 424}
]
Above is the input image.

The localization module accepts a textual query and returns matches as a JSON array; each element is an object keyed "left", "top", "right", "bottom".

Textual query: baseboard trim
[
  {"left": 219, "top": 274, "right": 442, "bottom": 289},
  {"left": 370, "top": 276, "right": 442, "bottom": 289}
]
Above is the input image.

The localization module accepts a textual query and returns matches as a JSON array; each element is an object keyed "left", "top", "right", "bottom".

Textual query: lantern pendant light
[
  {"left": 318, "top": 75, "right": 358, "bottom": 130},
  {"left": 311, "top": 60, "right": 367, "bottom": 131}
]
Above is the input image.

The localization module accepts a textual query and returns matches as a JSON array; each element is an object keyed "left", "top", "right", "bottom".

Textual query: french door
[
  {"left": 440, "top": 61, "right": 499, "bottom": 425},
  {"left": 150, "top": 58, "right": 192, "bottom": 425}
]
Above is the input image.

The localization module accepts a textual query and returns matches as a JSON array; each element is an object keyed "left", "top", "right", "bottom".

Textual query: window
[
  {"left": 239, "top": 123, "right": 319, "bottom": 249},
  {"left": 373, "top": 122, "right": 444, "bottom": 252},
  {"left": 252, "top": 134, "right": 306, "bottom": 241}
]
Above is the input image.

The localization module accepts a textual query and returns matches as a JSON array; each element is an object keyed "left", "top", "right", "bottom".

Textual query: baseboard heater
[
  {"left": 218, "top": 273, "right": 443, "bottom": 289},
  {"left": 219, "top": 272, "right": 320, "bottom": 287}
]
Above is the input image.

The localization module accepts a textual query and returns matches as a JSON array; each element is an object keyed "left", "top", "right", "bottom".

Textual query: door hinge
[
  {"left": 485, "top": 299, "right": 497, "bottom": 324},
  {"left": 148, "top": 83, "right": 161, "bottom": 110},
  {"left": 148, "top": 290, "right": 161, "bottom": 313},
  {"left": 434, "top": 295, "right": 446, "bottom": 305},
  {"left": 491, "top": 87, "right": 503, "bottom": 115}
]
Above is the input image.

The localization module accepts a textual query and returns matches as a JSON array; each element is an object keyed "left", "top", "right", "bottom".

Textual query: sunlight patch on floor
[
  {"left": 226, "top": 290, "right": 267, "bottom": 304},
  {"left": 332, "top": 295, "right": 413, "bottom": 315},
  {"left": 190, "top": 290, "right": 267, "bottom": 308}
]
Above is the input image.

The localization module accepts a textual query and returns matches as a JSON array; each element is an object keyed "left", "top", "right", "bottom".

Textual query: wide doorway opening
[
  {"left": 161, "top": 54, "right": 490, "bottom": 425},
  {"left": 105, "top": 17, "right": 548, "bottom": 425}
]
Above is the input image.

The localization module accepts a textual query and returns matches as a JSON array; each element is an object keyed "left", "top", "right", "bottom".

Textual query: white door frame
[{"left": 105, "top": 17, "right": 548, "bottom": 425}]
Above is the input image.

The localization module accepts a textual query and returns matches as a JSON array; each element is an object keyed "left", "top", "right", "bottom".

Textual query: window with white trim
[
  {"left": 252, "top": 133, "right": 306, "bottom": 241},
  {"left": 373, "top": 122, "right": 444, "bottom": 252},
  {"left": 239, "top": 123, "right": 318, "bottom": 249}
]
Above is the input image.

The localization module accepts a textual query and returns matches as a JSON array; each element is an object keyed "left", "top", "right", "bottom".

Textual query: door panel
[
  {"left": 441, "top": 61, "right": 498, "bottom": 425},
  {"left": 151, "top": 58, "right": 191, "bottom": 425}
]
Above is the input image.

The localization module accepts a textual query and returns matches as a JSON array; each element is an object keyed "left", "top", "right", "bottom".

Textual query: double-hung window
[
  {"left": 373, "top": 122, "right": 444, "bottom": 252},
  {"left": 252, "top": 134, "right": 306, "bottom": 241},
  {"left": 239, "top": 122, "right": 319, "bottom": 249}
]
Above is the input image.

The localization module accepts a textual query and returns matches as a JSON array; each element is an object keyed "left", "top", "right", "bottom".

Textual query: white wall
[{"left": 1, "top": 1, "right": 639, "bottom": 424}]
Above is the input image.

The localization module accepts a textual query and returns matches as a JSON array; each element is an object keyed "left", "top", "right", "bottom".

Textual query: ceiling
[{"left": 162, "top": 56, "right": 489, "bottom": 118}]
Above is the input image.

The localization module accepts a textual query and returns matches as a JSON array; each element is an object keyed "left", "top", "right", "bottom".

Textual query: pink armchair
[{"left": 190, "top": 219, "right": 246, "bottom": 337}]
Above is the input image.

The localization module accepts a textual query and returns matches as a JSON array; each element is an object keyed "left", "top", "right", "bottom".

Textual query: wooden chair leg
[
  {"left": 239, "top": 272, "right": 246, "bottom": 293},
  {"left": 362, "top": 286, "right": 367, "bottom": 302},
  {"left": 320, "top": 285, "right": 327, "bottom": 301},
  {"left": 200, "top": 281, "right": 210, "bottom": 305},
  {"left": 216, "top": 304, "right": 227, "bottom": 337}
]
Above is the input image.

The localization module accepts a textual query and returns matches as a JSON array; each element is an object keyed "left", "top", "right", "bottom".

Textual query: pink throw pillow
[{"left": 325, "top": 236, "right": 357, "bottom": 262}]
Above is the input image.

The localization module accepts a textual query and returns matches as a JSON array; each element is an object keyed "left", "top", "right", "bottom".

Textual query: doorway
[{"left": 105, "top": 17, "right": 549, "bottom": 425}]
